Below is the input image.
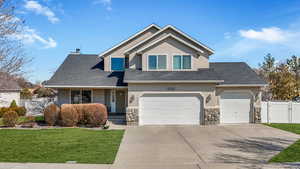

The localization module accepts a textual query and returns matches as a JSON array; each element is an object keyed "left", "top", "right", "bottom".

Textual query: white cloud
[
  {"left": 93, "top": 0, "right": 112, "bottom": 11},
  {"left": 239, "top": 27, "right": 288, "bottom": 43},
  {"left": 12, "top": 26, "right": 57, "bottom": 48},
  {"left": 214, "top": 26, "right": 300, "bottom": 62},
  {"left": 24, "top": 0, "right": 59, "bottom": 23}
]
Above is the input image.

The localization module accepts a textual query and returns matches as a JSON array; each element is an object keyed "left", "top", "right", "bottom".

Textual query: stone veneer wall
[
  {"left": 204, "top": 108, "right": 220, "bottom": 125},
  {"left": 126, "top": 107, "right": 139, "bottom": 125},
  {"left": 253, "top": 106, "right": 261, "bottom": 123}
]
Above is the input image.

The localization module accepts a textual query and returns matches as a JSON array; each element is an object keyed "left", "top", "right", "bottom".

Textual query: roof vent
[{"left": 75, "top": 48, "right": 80, "bottom": 53}]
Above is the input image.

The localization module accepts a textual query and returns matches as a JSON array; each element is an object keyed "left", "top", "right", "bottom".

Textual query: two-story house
[{"left": 44, "top": 24, "right": 266, "bottom": 125}]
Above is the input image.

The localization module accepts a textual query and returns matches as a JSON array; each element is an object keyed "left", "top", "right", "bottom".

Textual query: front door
[{"left": 116, "top": 90, "right": 126, "bottom": 113}]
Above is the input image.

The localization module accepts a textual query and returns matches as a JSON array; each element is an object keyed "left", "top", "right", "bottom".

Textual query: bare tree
[{"left": 0, "top": 0, "right": 29, "bottom": 75}]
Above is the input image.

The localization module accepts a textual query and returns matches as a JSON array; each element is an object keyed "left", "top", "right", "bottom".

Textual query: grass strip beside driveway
[
  {"left": 0, "top": 128, "right": 124, "bottom": 164},
  {"left": 264, "top": 123, "right": 300, "bottom": 162}
]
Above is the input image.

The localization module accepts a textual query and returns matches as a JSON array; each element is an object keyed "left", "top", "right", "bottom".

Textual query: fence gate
[{"left": 261, "top": 101, "right": 300, "bottom": 123}]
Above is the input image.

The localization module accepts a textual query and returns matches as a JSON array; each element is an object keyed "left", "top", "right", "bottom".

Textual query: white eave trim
[
  {"left": 98, "top": 24, "right": 161, "bottom": 58},
  {"left": 216, "top": 84, "right": 267, "bottom": 87},
  {"left": 136, "top": 34, "right": 205, "bottom": 54},
  {"left": 44, "top": 85, "right": 128, "bottom": 89},
  {"left": 124, "top": 25, "right": 214, "bottom": 54},
  {"left": 124, "top": 80, "right": 224, "bottom": 83}
]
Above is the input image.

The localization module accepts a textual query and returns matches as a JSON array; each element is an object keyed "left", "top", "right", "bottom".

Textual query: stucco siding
[
  {"left": 93, "top": 89, "right": 105, "bottom": 103},
  {"left": 104, "top": 27, "right": 159, "bottom": 71},
  {"left": 140, "top": 37, "right": 209, "bottom": 70},
  {"left": 0, "top": 91, "right": 20, "bottom": 107},
  {"left": 127, "top": 83, "right": 217, "bottom": 108}
]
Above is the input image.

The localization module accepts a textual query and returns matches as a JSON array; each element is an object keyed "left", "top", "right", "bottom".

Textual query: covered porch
[{"left": 55, "top": 87, "right": 128, "bottom": 115}]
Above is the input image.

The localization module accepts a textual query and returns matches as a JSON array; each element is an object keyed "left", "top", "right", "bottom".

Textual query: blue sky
[{"left": 13, "top": 0, "right": 300, "bottom": 82}]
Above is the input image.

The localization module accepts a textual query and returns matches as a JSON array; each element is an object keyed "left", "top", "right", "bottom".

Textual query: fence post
[
  {"left": 289, "top": 101, "right": 293, "bottom": 123},
  {"left": 267, "top": 101, "right": 270, "bottom": 124}
]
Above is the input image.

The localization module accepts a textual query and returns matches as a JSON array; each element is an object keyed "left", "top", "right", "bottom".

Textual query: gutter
[{"left": 124, "top": 80, "right": 224, "bottom": 83}]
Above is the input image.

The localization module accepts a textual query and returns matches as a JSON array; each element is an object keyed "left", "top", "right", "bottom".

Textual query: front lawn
[
  {"left": 0, "top": 128, "right": 124, "bottom": 164},
  {"left": 264, "top": 123, "right": 300, "bottom": 162}
]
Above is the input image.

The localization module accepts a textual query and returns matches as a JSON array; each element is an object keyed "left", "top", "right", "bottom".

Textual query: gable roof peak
[{"left": 98, "top": 24, "right": 161, "bottom": 58}]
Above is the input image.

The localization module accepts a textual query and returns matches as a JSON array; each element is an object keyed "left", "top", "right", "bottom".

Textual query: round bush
[
  {"left": 44, "top": 104, "right": 60, "bottom": 126},
  {"left": 60, "top": 104, "right": 79, "bottom": 127},
  {"left": 2, "top": 110, "right": 19, "bottom": 127}
]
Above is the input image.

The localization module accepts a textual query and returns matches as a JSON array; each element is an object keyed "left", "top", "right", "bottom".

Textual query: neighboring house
[
  {"left": 44, "top": 24, "right": 266, "bottom": 125},
  {"left": 0, "top": 76, "right": 21, "bottom": 107}
]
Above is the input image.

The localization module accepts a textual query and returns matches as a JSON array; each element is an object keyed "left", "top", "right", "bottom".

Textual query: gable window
[
  {"left": 71, "top": 90, "right": 92, "bottom": 104},
  {"left": 111, "top": 58, "right": 125, "bottom": 71},
  {"left": 173, "top": 55, "right": 191, "bottom": 70},
  {"left": 148, "top": 55, "right": 167, "bottom": 70}
]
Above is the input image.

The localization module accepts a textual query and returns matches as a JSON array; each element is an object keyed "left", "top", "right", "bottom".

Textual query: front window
[
  {"left": 148, "top": 55, "right": 167, "bottom": 70},
  {"left": 173, "top": 55, "right": 191, "bottom": 70},
  {"left": 111, "top": 58, "right": 125, "bottom": 71},
  {"left": 71, "top": 90, "right": 92, "bottom": 104}
]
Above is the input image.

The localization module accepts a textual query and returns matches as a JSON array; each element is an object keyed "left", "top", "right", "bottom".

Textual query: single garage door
[
  {"left": 220, "top": 92, "right": 251, "bottom": 123},
  {"left": 139, "top": 93, "right": 201, "bottom": 125}
]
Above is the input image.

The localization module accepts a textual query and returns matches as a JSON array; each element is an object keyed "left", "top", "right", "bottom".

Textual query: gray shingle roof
[
  {"left": 0, "top": 74, "right": 21, "bottom": 91},
  {"left": 210, "top": 62, "right": 267, "bottom": 85},
  {"left": 44, "top": 54, "right": 126, "bottom": 87},
  {"left": 45, "top": 54, "right": 266, "bottom": 87},
  {"left": 124, "top": 69, "right": 223, "bottom": 82}
]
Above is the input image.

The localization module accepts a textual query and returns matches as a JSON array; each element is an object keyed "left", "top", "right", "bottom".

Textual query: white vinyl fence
[{"left": 261, "top": 101, "right": 300, "bottom": 123}]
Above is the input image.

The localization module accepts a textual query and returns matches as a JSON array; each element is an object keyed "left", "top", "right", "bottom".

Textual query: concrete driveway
[{"left": 112, "top": 124, "right": 300, "bottom": 169}]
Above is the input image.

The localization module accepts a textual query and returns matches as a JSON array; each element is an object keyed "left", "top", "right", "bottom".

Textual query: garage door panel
[
  {"left": 220, "top": 92, "right": 251, "bottom": 124},
  {"left": 140, "top": 94, "right": 201, "bottom": 125}
]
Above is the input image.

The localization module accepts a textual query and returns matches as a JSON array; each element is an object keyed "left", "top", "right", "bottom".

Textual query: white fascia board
[
  {"left": 135, "top": 34, "right": 205, "bottom": 54},
  {"left": 98, "top": 24, "right": 161, "bottom": 58},
  {"left": 124, "top": 25, "right": 214, "bottom": 54},
  {"left": 124, "top": 80, "right": 224, "bottom": 83},
  {"left": 44, "top": 85, "right": 128, "bottom": 89},
  {"left": 216, "top": 84, "right": 268, "bottom": 87}
]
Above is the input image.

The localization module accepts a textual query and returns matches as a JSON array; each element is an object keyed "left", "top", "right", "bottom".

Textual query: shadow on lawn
[{"left": 214, "top": 137, "right": 295, "bottom": 169}]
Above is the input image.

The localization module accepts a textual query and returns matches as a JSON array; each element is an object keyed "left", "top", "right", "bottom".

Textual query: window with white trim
[
  {"left": 148, "top": 55, "right": 167, "bottom": 70},
  {"left": 111, "top": 58, "right": 125, "bottom": 71},
  {"left": 71, "top": 90, "right": 92, "bottom": 104},
  {"left": 173, "top": 55, "right": 191, "bottom": 70}
]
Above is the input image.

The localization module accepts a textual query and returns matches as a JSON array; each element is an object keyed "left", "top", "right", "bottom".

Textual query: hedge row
[{"left": 44, "top": 103, "right": 108, "bottom": 127}]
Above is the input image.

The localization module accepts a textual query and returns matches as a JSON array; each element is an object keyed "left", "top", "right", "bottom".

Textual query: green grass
[
  {"left": 264, "top": 123, "right": 300, "bottom": 162},
  {"left": 0, "top": 128, "right": 124, "bottom": 164}
]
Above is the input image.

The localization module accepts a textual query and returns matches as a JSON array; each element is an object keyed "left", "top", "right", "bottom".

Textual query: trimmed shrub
[
  {"left": 60, "top": 104, "right": 108, "bottom": 127},
  {"left": 44, "top": 104, "right": 60, "bottom": 126},
  {"left": 0, "top": 107, "right": 10, "bottom": 118},
  {"left": 2, "top": 110, "right": 19, "bottom": 127},
  {"left": 10, "top": 100, "right": 17, "bottom": 108},
  {"left": 60, "top": 104, "right": 79, "bottom": 127},
  {"left": 11, "top": 107, "right": 27, "bottom": 116}
]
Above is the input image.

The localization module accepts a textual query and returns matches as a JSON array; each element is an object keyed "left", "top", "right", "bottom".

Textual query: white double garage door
[{"left": 139, "top": 92, "right": 252, "bottom": 125}]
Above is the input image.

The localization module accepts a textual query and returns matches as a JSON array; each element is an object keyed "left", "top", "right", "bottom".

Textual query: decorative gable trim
[
  {"left": 124, "top": 25, "right": 214, "bottom": 54},
  {"left": 135, "top": 34, "right": 205, "bottom": 54},
  {"left": 98, "top": 24, "right": 161, "bottom": 57}
]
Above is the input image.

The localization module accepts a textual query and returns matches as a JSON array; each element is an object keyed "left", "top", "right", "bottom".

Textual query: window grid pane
[
  {"left": 82, "top": 90, "right": 92, "bottom": 103},
  {"left": 71, "top": 90, "right": 81, "bottom": 104},
  {"left": 148, "top": 55, "right": 157, "bottom": 69},
  {"left": 183, "top": 55, "right": 191, "bottom": 69},
  {"left": 111, "top": 58, "right": 125, "bottom": 71},
  {"left": 173, "top": 55, "right": 182, "bottom": 69},
  {"left": 157, "top": 55, "right": 166, "bottom": 69}
]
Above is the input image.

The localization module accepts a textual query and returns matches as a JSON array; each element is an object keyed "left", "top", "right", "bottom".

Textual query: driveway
[{"left": 112, "top": 124, "right": 300, "bottom": 169}]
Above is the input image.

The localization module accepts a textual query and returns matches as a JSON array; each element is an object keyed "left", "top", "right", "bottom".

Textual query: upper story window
[
  {"left": 111, "top": 58, "right": 125, "bottom": 71},
  {"left": 173, "top": 55, "right": 192, "bottom": 70},
  {"left": 148, "top": 55, "right": 167, "bottom": 70}
]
